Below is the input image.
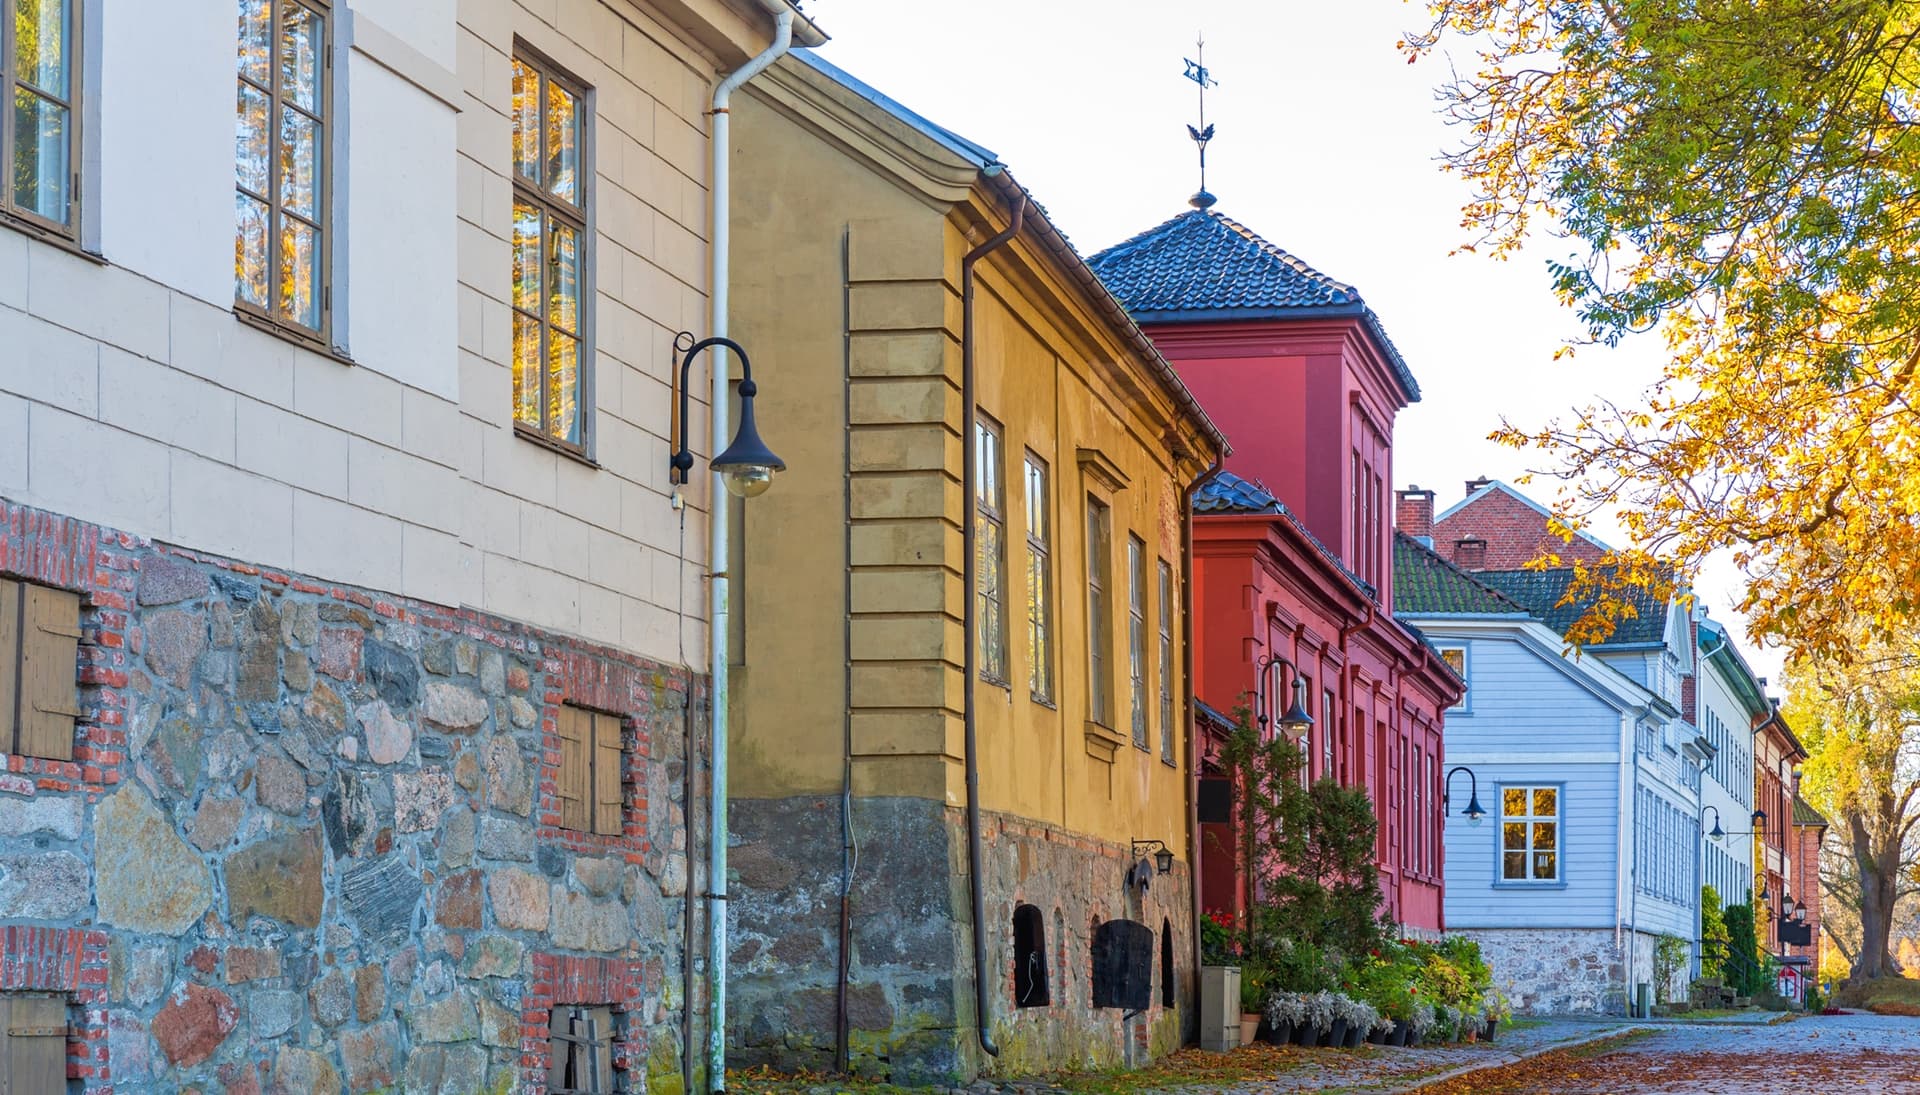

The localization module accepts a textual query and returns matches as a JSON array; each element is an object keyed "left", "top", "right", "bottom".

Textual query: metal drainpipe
[
  {"left": 1181, "top": 459, "right": 1222, "bottom": 1006},
  {"left": 707, "top": 12, "right": 794, "bottom": 1092},
  {"left": 961, "top": 191, "right": 1025, "bottom": 1061}
]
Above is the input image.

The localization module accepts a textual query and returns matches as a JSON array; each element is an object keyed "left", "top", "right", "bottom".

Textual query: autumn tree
[
  {"left": 1788, "top": 646, "right": 1920, "bottom": 983},
  {"left": 1405, "top": 1, "right": 1920, "bottom": 660}
]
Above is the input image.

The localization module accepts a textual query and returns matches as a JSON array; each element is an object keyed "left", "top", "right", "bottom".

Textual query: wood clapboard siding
[{"left": 1420, "top": 631, "right": 1627, "bottom": 930}]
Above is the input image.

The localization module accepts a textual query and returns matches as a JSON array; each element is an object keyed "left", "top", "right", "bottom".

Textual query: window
[
  {"left": 548, "top": 1004, "right": 617, "bottom": 1094},
  {"left": 510, "top": 51, "right": 589, "bottom": 450},
  {"left": 1024, "top": 455, "right": 1053, "bottom": 703},
  {"left": 3, "top": 0, "right": 77, "bottom": 237},
  {"left": 1323, "top": 689, "right": 1339, "bottom": 783},
  {"left": 1012, "top": 904, "right": 1050, "bottom": 1007},
  {"left": 1413, "top": 745, "right": 1425, "bottom": 875},
  {"left": 1437, "top": 645, "right": 1467, "bottom": 709},
  {"left": 1157, "top": 560, "right": 1174, "bottom": 764},
  {"left": 236, "top": 0, "right": 331, "bottom": 341},
  {"left": 1086, "top": 498, "right": 1112, "bottom": 727},
  {"left": 557, "top": 707, "right": 623, "bottom": 835},
  {"left": 974, "top": 418, "right": 1007, "bottom": 682},
  {"left": 0, "top": 994, "right": 68, "bottom": 1090},
  {"left": 1128, "top": 535, "right": 1147, "bottom": 749},
  {"left": 1500, "top": 786, "right": 1560, "bottom": 882},
  {"left": 0, "top": 581, "right": 79, "bottom": 760}
]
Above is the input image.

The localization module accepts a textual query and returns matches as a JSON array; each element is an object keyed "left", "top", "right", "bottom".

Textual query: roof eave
[{"left": 1124, "top": 302, "right": 1422, "bottom": 404}]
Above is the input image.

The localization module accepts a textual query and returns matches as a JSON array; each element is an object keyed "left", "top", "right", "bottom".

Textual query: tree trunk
[{"left": 1848, "top": 812, "right": 1904, "bottom": 982}]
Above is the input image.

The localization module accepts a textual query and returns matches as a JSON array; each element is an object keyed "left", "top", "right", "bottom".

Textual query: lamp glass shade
[
  {"left": 1709, "top": 818, "right": 1726, "bottom": 841},
  {"left": 1155, "top": 849, "right": 1174, "bottom": 875},
  {"left": 712, "top": 394, "right": 785, "bottom": 498},
  {"left": 1463, "top": 792, "right": 1486, "bottom": 825},
  {"left": 1278, "top": 678, "right": 1314, "bottom": 740}
]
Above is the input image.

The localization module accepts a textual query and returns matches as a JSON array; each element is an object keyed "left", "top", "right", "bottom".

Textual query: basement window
[
  {"left": 1, "top": 581, "right": 81, "bottom": 761},
  {"left": 549, "top": 1005, "right": 619, "bottom": 1094},
  {"left": 1013, "top": 904, "right": 1049, "bottom": 1007}
]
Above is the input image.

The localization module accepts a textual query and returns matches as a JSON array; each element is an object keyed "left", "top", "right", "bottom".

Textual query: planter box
[{"left": 1200, "top": 966, "right": 1243, "bottom": 1051}]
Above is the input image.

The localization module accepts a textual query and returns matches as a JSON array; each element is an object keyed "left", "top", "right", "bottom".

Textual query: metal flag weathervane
[{"left": 1185, "top": 34, "right": 1218, "bottom": 210}]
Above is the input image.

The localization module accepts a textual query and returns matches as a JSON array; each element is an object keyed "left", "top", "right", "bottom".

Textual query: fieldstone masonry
[
  {"left": 0, "top": 499, "right": 700, "bottom": 1093},
  {"left": 729, "top": 797, "right": 1191, "bottom": 1084},
  {"left": 1463, "top": 928, "right": 1675, "bottom": 1016}
]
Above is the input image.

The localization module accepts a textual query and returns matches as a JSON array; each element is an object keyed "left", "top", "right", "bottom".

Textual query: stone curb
[{"left": 1377, "top": 1024, "right": 1655, "bottom": 1095}]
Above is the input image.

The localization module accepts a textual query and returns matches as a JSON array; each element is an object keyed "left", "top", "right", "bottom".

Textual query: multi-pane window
[
  {"left": 1157, "top": 560, "right": 1174, "bottom": 765},
  {"left": 974, "top": 418, "right": 1007, "bottom": 682},
  {"left": 1501, "top": 786, "right": 1560, "bottom": 882},
  {"left": 236, "top": 0, "right": 330, "bottom": 338},
  {"left": 510, "top": 53, "right": 588, "bottom": 449},
  {"left": 1127, "top": 536, "right": 1147, "bottom": 749},
  {"left": 3, "top": 0, "right": 77, "bottom": 236},
  {"left": 1024, "top": 454, "right": 1053, "bottom": 703},
  {"left": 1324, "top": 689, "right": 1339, "bottom": 782},
  {"left": 1438, "top": 646, "right": 1467, "bottom": 709},
  {"left": 557, "top": 707, "right": 623, "bottom": 836},
  {"left": 1086, "top": 498, "right": 1112, "bottom": 727}
]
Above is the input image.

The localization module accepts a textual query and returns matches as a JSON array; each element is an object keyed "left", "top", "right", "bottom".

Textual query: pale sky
[{"left": 802, "top": 0, "right": 1781, "bottom": 683}]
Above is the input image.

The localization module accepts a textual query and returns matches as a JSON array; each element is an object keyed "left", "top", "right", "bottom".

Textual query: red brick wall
[{"left": 1431, "top": 485, "right": 1609, "bottom": 570}]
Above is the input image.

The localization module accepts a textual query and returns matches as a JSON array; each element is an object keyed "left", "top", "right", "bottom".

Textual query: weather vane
[{"left": 1184, "top": 33, "right": 1218, "bottom": 210}]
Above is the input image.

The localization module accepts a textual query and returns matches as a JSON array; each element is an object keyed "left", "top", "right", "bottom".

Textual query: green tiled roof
[
  {"left": 1474, "top": 567, "right": 1670, "bottom": 646},
  {"left": 1793, "top": 796, "right": 1830, "bottom": 829},
  {"left": 1393, "top": 534, "right": 1532, "bottom": 616}
]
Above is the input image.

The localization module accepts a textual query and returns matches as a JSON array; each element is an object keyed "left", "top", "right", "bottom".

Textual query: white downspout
[{"left": 707, "top": 10, "right": 794, "bottom": 1093}]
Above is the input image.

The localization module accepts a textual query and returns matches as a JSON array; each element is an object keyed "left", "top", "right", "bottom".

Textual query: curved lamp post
[
  {"left": 670, "top": 333, "right": 785, "bottom": 498},
  {"left": 1252, "top": 652, "right": 1313, "bottom": 742},
  {"left": 1443, "top": 765, "right": 1486, "bottom": 826}
]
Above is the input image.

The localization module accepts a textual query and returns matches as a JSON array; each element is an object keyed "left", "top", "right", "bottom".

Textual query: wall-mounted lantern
[
  {"left": 670, "top": 333, "right": 785, "bottom": 498},
  {"left": 1703, "top": 805, "right": 1727, "bottom": 841},
  {"left": 1252, "top": 653, "right": 1313, "bottom": 743},
  {"left": 1443, "top": 765, "right": 1486, "bottom": 826},
  {"left": 1131, "top": 839, "right": 1176, "bottom": 877}
]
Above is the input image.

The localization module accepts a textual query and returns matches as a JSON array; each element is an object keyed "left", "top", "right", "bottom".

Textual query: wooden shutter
[
  {"left": 0, "top": 583, "right": 18, "bottom": 757},
  {"left": 0, "top": 995, "right": 69, "bottom": 1094},
  {"left": 558, "top": 707, "right": 590, "bottom": 832},
  {"left": 17, "top": 586, "right": 79, "bottom": 761},
  {"left": 591, "top": 714, "right": 623, "bottom": 836}
]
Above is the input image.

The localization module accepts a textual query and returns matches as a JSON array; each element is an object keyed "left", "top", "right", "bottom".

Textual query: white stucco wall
[{"left": 0, "top": 0, "right": 753, "bottom": 668}]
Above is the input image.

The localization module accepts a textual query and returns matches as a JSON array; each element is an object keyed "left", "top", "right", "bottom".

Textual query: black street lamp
[
  {"left": 670, "top": 333, "right": 786, "bottom": 498},
  {"left": 1131, "top": 839, "right": 1176, "bottom": 876},
  {"left": 1702, "top": 805, "right": 1727, "bottom": 841},
  {"left": 1252, "top": 653, "right": 1313, "bottom": 742},
  {"left": 1443, "top": 765, "right": 1486, "bottom": 826}
]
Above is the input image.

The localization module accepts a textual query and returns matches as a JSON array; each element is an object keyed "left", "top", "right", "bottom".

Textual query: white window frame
[{"left": 1497, "top": 783, "right": 1562, "bottom": 884}]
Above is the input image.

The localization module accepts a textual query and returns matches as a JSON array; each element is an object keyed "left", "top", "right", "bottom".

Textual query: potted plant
[
  {"left": 1264, "top": 990, "right": 1306, "bottom": 1046},
  {"left": 1480, "top": 989, "right": 1511, "bottom": 1042},
  {"left": 1239, "top": 961, "right": 1267, "bottom": 1046},
  {"left": 1408, "top": 1002, "right": 1437, "bottom": 1047},
  {"left": 1200, "top": 910, "right": 1246, "bottom": 1050},
  {"left": 1336, "top": 995, "right": 1377, "bottom": 1049},
  {"left": 1369, "top": 1010, "right": 1397, "bottom": 1046},
  {"left": 1305, "top": 991, "right": 1341, "bottom": 1047}
]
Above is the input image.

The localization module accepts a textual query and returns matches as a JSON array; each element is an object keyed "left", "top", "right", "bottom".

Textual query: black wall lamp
[
  {"left": 670, "top": 333, "right": 785, "bottom": 498},
  {"left": 1710, "top": 809, "right": 1766, "bottom": 842},
  {"left": 1252, "top": 653, "right": 1313, "bottom": 742},
  {"left": 1443, "top": 765, "right": 1486, "bottom": 826},
  {"left": 1131, "top": 839, "right": 1175, "bottom": 876}
]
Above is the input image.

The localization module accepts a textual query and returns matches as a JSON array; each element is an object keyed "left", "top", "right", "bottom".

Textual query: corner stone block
[{"left": 94, "top": 783, "right": 214, "bottom": 934}]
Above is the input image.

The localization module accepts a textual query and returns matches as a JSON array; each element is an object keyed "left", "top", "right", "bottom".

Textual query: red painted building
[{"left": 1091, "top": 209, "right": 1462, "bottom": 932}]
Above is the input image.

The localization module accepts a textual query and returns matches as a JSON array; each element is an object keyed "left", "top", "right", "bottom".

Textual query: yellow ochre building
[{"left": 721, "top": 50, "right": 1227, "bottom": 1083}]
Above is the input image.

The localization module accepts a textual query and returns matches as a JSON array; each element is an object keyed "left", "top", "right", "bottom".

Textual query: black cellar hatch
[{"left": 1090, "top": 919, "right": 1153, "bottom": 1010}]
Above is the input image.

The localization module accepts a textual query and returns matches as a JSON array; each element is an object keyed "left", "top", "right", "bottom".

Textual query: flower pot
[
  {"left": 1482, "top": 1018, "right": 1499, "bottom": 1042},
  {"left": 1290, "top": 1019, "right": 1316, "bottom": 1046},
  {"left": 1240, "top": 1013, "right": 1260, "bottom": 1045},
  {"left": 1344, "top": 1024, "right": 1367, "bottom": 1049},
  {"left": 1388, "top": 1021, "right": 1410, "bottom": 1047},
  {"left": 1328, "top": 1018, "right": 1349, "bottom": 1047},
  {"left": 1263, "top": 1019, "right": 1293, "bottom": 1045}
]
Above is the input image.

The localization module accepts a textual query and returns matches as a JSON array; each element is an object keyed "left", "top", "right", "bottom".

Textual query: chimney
[
  {"left": 1396, "top": 485, "right": 1436, "bottom": 546},
  {"left": 1464, "top": 476, "right": 1492, "bottom": 498},
  {"left": 1451, "top": 536, "right": 1487, "bottom": 570}
]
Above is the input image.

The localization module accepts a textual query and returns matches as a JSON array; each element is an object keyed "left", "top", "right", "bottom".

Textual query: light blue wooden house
[{"left": 1394, "top": 532, "right": 1711, "bottom": 1015}]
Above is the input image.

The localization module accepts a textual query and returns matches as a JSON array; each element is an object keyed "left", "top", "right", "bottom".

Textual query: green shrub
[
  {"left": 1722, "top": 904, "right": 1770, "bottom": 996},
  {"left": 1700, "top": 885, "right": 1730, "bottom": 980}
]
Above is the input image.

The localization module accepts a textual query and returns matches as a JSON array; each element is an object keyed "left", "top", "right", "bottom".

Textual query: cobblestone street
[{"left": 1412, "top": 1014, "right": 1920, "bottom": 1095}]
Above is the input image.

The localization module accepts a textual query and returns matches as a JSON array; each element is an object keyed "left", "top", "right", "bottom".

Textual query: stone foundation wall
[
  {"left": 729, "top": 796, "right": 1192, "bottom": 1084},
  {"left": 1462, "top": 928, "right": 1628, "bottom": 1016},
  {"left": 0, "top": 499, "right": 699, "bottom": 1093}
]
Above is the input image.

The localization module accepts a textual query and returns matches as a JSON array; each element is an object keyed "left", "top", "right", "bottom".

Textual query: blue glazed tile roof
[{"left": 1088, "top": 209, "right": 1421, "bottom": 401}]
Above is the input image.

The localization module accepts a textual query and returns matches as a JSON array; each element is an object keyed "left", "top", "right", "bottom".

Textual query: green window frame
[
  {"left": 236, "top": 0, "right": 332, "bottom": 343},
  {"left": 1024, "top": 453, "right": 1053, "bottom": 704},
  {"left": 510, "top": 48, "right": 590, "bottom": 453},
  {"left": 3, "top": 0, "right": 79, "bottom": 239}
]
